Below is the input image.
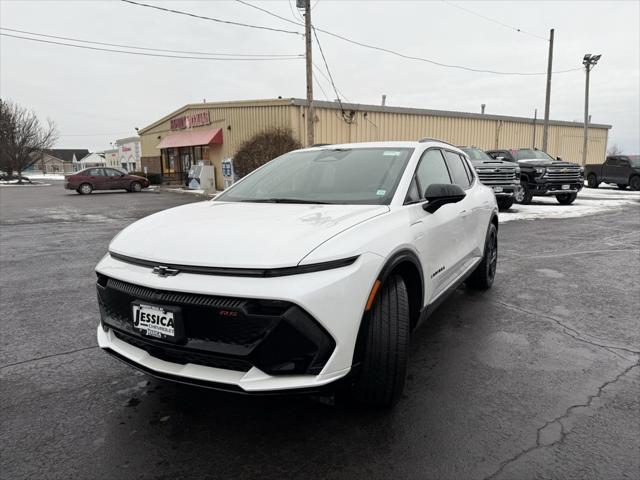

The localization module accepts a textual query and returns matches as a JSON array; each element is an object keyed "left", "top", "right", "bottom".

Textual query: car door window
[
  {"left": 105, "top": 169, "right": 120, "bottom": 177},
  {"left": 461, "top": 155, "right": 475, "bottom": 184},
  {"left": 87, "top": 168, "right": 103, "bottom": 176},
  {"left": 607, "top": 158, "right": 619, "bottom": 166},
  {"left": 414, "top": 149, "right": 452, "bottom": 197},
  {"left": 443, "top": 150, "right": 471, "bottom": 189}
]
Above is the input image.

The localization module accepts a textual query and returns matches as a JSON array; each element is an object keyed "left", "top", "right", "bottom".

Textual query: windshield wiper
[{"left": 244, "top": 198, "right": 333, "bottom": 204}]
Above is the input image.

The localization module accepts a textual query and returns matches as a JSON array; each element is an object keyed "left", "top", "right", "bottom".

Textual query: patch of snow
[
  {"left": 500, "top": 187, "right": 639, "bottom": 223},
  {"left": 21, "top": 173, "right": 66, "bottom": 180}
]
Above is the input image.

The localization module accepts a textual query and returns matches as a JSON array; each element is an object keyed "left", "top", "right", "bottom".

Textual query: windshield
[
  {"left": 627, "top": 156, "right": 640, "bottom": 167},
  {"left": 514, "top": 149, "right": 555, "bottom": 161},
  {"left": 216, "top": 147, "right": 413, "bottom": 205},
  {"left": 461, "top": 148, "right": 492, "bottom": 161}
]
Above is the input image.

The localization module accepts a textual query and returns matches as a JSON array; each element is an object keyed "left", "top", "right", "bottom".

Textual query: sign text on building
[{"left": 171, "top": 112, "right": 211, "bottom": 130}]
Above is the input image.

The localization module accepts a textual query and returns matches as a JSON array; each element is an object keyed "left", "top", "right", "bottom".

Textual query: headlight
[
  {"left": 580, "top": 167, "right": 585, "bottom": 174},
  {"left": 535, "top": 167, "right": 546, "bottom": 175},
  {"left": 515, "top": 166, "right": 521, "bottom": 174}
]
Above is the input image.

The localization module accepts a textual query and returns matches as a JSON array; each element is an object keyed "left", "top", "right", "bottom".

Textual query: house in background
[
  {"left": 116, "top": 136, "right": 141, "bottom": 172},
  {"left": 32, "top": 149, "right": 90, "bottom": 174},
  {"left": 103, "top": 149, "right": 119, "bottom": 169},
  {"left": 76, "top": 152, "right": 106, "bottom": 169}
]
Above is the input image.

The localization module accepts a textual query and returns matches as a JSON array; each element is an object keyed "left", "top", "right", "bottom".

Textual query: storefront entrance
[{"left": 156, "top": 128, "right": 223, "bottom": 184}]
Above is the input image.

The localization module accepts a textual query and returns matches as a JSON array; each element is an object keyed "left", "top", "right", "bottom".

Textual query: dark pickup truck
[
  {"left": 584, "top": 155, "right": 640, "bottom": 190},
  {"left": 460, "top": 147, "right": 521, "bottom": 210},
  {"left": 486, "top": 148, "right": 584, "bottom": 205}
]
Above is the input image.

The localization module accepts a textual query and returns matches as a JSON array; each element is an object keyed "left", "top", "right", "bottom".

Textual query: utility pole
[
  {"left": 582, "top": 54, "right": 602, "bottom": 166},
  {"left": 303, "top": 0, "right": 314, "bottom": 146},
  {"left": 532, "top": 108, "right": 537, "bottom": 148},
  {"left": 542, "top": 28, "right": 554, "bottom": 152}
]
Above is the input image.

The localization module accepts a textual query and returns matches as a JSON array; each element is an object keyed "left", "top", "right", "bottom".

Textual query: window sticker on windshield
[
  {"left": 383, "top": 151, "right": 402, "bottom": 156},
  {"left": 376, "top": 189, "right": 386, "bottom": 196}
]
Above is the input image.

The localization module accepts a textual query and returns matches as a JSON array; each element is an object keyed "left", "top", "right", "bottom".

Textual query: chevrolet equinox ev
[{"left": 96, "top": 140, "right": 499, "bottom": 408}]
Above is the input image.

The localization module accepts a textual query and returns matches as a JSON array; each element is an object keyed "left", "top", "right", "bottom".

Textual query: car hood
[
  {"left": 109, "top": 201, "right": 389, "bottom": 268},
  {"left": 517, "top": 159, "right": 580, "bottom": 168},
  {"left": 472, "top": 159, "right": 516, "bottom": 167}
]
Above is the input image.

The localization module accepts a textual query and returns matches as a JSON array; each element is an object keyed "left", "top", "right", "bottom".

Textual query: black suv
[
  {"left": 460, "top": 147, "right": 521, "bottom": 210},
  {"left": 486, "top": 148, "right": 584, "bottom": 205}
]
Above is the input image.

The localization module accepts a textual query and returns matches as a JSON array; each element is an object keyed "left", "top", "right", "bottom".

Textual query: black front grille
[
  {"left": 113, "top": 330, "right": 252, "bottom": 372},
  {"left": 545, "top": 168, "right": 581, "bottom": 182},
  {"left": 97, "top": 274, "right": 335, "bottom": 375}
]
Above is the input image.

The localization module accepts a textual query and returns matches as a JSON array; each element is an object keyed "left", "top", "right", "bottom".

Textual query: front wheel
[
  {"left": 350, "top": 275, "right": 410, "bottom": 408},
  {"left": 77, "top": 183, "right": 93, "bottom": 195},
  {"left": 630, "top": 176, "right": 640, "bottom": 191},
  {"left": 556, "top": 192, "right": 577, "bottom": 205},
  {"left": 516, "top": 184, "right": 533, "bottom": 205},
  {"left": 497, "top": 197, "right": 514, "bottom": 210},
  {"left": 587, "top": 174, "right": 599, "bottom": 188},
  {"left": 129, "top": 181, "right": 143, "bottom": 192},
  {"left": 466, "top": 222, "right": 498, "bottom": 290}
]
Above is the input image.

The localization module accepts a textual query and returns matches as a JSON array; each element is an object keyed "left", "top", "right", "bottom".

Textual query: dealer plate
[
  {"left": 561, "top": 184, "right": 570, "bottom": 190},
  {"left": 492, "top": 186, "right": 503, "bottom": 193},
  {"left": 132, "top": 303, "right": 176, "bottom": 339}
]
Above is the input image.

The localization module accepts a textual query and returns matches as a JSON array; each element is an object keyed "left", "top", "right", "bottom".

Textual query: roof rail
[{"left": 418, "top": 137, "right": 457, "bottom": 148}]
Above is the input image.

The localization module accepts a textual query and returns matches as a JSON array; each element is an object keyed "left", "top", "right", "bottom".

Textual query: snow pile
[{"left": 500, "top": 186, "right": 639, "bottom": 223}]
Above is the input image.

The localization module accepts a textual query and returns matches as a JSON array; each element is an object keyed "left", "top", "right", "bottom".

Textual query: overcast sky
[{"left": 1, "top": 0, "right": 638, "bottom": 153}]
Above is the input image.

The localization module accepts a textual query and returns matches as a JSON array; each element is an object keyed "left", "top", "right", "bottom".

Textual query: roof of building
[
  {"left": 115, "top": 136, "right": 140, "bottom": 145},
  {"left": 44, "top": 149, "right": 90, "bottom": 163},
  {"left": 138, "top": 97, "right": 612, "bottom": 134}
]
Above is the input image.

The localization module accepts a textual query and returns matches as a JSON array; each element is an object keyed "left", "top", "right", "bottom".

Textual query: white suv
[{"left": 96, "top": 140, "right": 498, "bottom": 407}]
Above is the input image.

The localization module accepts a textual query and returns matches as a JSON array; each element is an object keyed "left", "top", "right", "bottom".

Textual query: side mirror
[
  {"left": 556, "top": 156, "right": 563, "bottom": 161},
  {"left": 120, "top": 174, "right": 125, "bottom": 177},
  {"left": 422, "top": 184, "right": 466, "bottom": 213}
]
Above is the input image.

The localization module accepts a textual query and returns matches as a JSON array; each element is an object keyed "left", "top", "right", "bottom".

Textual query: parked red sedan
[{"left": 65, "top": 168, "right": 150, "bottom": 194}]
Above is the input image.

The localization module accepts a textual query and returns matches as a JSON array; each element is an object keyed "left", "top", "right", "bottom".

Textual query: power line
[
  {"left": 312, "top": 62, "right": 349, "bottom": 102},
  {"left": 441, "top": 0, "right": 549, "bottom": 42},
  {"left": 121, "top": 0, "right": 302, "bottom": 36},
  {"left": 0, "top": 27, "right": 302, "bottom": 57},
  {"left": 312, "top": 71, "right": 330, "bottom": 101},
  {"left": 0, "top": 33, "right": 304, "bottom": 61},
  {"left": 234, "top": 0, "right": 580, "bottom": 76},
  {"left": 312, "top": 27, "right": 349, "bottom": 122}
]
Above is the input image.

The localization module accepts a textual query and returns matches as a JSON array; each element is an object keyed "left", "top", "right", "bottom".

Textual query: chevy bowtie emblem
[
  {"left": 152, "top": 265, "right": 180, "bottom": 277},
  {"left": 561, "top": 168, "right": 569, "bottom": 172}
]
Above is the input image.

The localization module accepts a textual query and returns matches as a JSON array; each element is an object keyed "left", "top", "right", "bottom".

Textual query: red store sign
[{"left": 171, "top": 111, "right": 211, "bottom": 130}]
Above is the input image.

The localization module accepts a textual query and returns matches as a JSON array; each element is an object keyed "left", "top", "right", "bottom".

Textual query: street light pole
[
  {"left": 581, "top": 54, "right": 601, "bottom": 166},
  {"left": 542, "top": 28, "right": 554, "bottom": 152},
  {"left": 303, "top": 0, "right": 314, "bottom": 147}
]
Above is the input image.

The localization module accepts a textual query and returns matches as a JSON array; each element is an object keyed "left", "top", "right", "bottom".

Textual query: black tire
[
  {"left": 467, "top": 223, "right": 498, "bottom": 290},
  {"left": 77, "top": 183, "right": 93, "bottom": 195},
  {"left": 517, "top": 184, "right": 533, "bottom": 205},
  {"left": 587, "top": 174, "right": 599, "bottom": 188},
  {"left": 617, "top": 184, "right": 628, "bottom": 190},
  {"left": 497, "top": 197, "right": 514, "bottom": 210},
  {"left": 130, "top": 181, "right": 142, "bottom": 192},
  {"left": 350, "top": 275, "right": 410, "bottom": 408},
  {"left": 630, "top": 175, "right": 640, "bottom": 191},
  {"left": 556, "top": 192, "right": 577, "bottom": 205}
]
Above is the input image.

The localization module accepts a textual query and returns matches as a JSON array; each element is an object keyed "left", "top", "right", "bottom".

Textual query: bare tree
[
  {"left": 607, "top": 143, "right": 623, "bottom": 156},
  {"left": 0, "top": 99, "right": 58, "bottom": 183}
]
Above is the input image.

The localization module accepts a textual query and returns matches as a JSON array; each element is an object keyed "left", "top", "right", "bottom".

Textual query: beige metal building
[{"left": 138, "top": 98, "right": 611, "bottom": 190}]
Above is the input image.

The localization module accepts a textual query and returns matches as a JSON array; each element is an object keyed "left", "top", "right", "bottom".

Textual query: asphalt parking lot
[{"left": 1, "top": 182, "right": 639, "bottom": 480}]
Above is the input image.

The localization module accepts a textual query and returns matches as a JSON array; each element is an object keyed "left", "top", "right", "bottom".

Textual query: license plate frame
[{"left": 131, "top": 301, "right": 185, "bottom": 343}]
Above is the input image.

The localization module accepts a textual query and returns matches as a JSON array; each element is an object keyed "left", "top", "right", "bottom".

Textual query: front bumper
[
  {"left": 485, "top": 184, "right": 519, "bottom": 197},
  {"left": 531, "top": 180, "right": 584, "bottom": 195},
  {"left": 96, "top": 251, "right": 383, "bottom": 392}
]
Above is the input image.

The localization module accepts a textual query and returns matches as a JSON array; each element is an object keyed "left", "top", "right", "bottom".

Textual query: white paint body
[{"left": 96, "top": 140, "right": 497, "bottom": 391}]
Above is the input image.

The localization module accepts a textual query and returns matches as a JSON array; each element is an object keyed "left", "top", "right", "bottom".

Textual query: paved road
[{"left": 1, "top": 182, "right": 639, "bottom": 480}]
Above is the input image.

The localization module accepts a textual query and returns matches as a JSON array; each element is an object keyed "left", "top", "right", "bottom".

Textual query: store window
[{"left": 163, "top": 148, "right": 177, "bottom": 174}]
